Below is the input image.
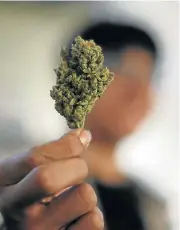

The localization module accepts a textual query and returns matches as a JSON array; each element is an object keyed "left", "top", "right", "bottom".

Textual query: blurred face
[{"left": 85, "top": 48, "right": 155, "bottom": 141}]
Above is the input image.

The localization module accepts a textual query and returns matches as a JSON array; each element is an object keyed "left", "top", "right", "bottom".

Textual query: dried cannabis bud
[{"left": 50, "top": 36, "right": 114, "bottom": 129}]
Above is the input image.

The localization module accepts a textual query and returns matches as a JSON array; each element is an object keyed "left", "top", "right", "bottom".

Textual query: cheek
[
  {"left": 93, "top": 78, "right": 153, "bottom": 136},
  {"left": 97, "top": 81, "right": 126, "bottom": 120},
  {"left": 122, "top": 90, "right": 152, "bottom": 131},
  {"left": 101, "top": 94, "right": 124, "bottom": 129},
  {"left": 113, "top": 87, "right": 152, "bottom": 135},
  {"left": 92, "top": 88, "right": 119, "bottom": 127}
]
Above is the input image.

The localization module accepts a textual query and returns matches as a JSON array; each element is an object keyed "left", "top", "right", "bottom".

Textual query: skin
[
  {"left": 84, "top": 48, "right": 155, "bottom": 184},
  {"left": 0, "top": 129, "right": 104, "bottom": 230}
]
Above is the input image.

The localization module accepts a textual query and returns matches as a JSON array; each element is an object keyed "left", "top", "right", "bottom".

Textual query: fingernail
[
  {"left": 79, "top": 130, "right": 92, "bottom": 146},
  {"left": 94, "top": 207, "right": 104, "bottom": 229},
  {"left": 96, "top": 208, "right": 104, "bottom": 221}
]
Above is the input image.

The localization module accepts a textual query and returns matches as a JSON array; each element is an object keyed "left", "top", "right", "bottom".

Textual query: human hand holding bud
[{"left": 0, "top": 129, "right": 104, "bottom": 230}]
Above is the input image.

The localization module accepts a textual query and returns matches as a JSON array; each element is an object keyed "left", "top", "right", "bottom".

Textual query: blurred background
[{"left": 0, "top": 1, "right": 178, "bottom": 230}]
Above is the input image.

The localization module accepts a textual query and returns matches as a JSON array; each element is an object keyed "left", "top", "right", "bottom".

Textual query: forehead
[
  {"left": 117, "top": 47, "right": 154, "bottom": 79},
  {"left": 120, "top": 47, "right": 154, "bottom": 63}
]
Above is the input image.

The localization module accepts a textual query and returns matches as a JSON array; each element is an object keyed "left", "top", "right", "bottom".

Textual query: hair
[{"left": 72, "top": 22, "right": 158, "bottom": 70}]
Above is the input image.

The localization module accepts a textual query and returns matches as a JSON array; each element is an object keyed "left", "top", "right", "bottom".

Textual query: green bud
[{"left": 50, "top": 36, "right": 114, "bottom": 129}]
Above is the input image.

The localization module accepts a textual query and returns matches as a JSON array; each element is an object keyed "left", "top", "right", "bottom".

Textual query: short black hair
[{"left": 79, "top": 22, "right": 157, "bottom": 60}]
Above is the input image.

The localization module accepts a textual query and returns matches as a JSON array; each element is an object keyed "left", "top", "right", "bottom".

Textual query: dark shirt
[{"left": 95, "top": 180, "right": 145, "bottom": 230}]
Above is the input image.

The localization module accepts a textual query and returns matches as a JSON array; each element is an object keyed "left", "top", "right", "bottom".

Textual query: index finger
[{"left": 0, "top": 129, "right": 91, "bottom": 186}]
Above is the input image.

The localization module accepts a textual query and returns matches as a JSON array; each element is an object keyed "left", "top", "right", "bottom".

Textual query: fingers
[
  {"left": 67, "top": 207, "right": 104, "bottom": 230},
  {"left": 12, "top": 184, "right": 101, "bottom": 230},
  {"left": 1, "top": 158, "right": 88, "bottom": 209},
  {"left": 0, "top": 129, "right": 91, "bottom": 186},
  {"left": 22, "top": 204, "right": 46, "bottom": 230},
  {"left": 31, "top": 129, "right": 91, "bottom": 163},
  {"left": 46, "top": 184, "right": 97, "bottom": 228}
]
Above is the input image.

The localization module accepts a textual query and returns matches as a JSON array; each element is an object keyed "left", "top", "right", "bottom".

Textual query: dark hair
[{"left": 79, "top": 22, "right": 157, "bottom": 60}]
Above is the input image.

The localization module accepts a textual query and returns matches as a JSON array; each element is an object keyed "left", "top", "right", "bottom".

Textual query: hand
[{"left": 0, "top": 129, "right": 104, "bottom": 230}]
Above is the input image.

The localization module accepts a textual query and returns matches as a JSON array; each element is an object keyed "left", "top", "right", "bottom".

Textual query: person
[
  {"left": 72, "top": 22, "right": 161, "bottom": 230},
  {"left": 0, "top": 129, "right": 104, "bottom": 230}
]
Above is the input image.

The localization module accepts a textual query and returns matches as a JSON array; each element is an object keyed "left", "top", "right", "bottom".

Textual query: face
[{"left": 85, "top": 48, "right": 155, "bottom": 141}]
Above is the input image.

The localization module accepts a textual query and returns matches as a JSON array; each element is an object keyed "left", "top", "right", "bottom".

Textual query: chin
[{"left": 114, "top": 125, "right": 137, "bottom": 139}]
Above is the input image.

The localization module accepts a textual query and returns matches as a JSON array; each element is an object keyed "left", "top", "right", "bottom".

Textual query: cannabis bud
[{"left": 50, "top": 36, "right": 114, "bottom": 129}]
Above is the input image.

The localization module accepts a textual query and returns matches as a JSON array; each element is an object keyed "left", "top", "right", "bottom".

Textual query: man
[
  {"left": 0, "top": 129, "right": 104, "bottom": 230},
  {"left": 74, "top": 22, "right": 161, "bottom": 230}
]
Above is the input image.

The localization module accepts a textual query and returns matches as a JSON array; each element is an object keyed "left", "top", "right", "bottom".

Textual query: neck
[
  {"left": 86, "top": 130, "right": 127, "bottom": 184},
  {"left": 85, "top": 119, "right": 122, "bottom": 151},
  {"left": 89, "top": 129, "right": 120, "bottom": 154}
]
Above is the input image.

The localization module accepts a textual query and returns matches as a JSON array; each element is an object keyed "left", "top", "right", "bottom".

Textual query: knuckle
[
  {"left": 78, "top": 183, "right": 97, "bottom": 210},
  {"left": 27, "top": 145, "right": 50, "bottom": 168},
  {"left": 25, "top": 205, "right": 43, "bottom": 221},
  {"left": 91, "top": 210, "right": 104, "bottom": 229},
  {"left": 27, "top": 149, "right": 40, "bottom": 168},
  {"left": 37, "top": 167, "right": 54, "bottom": 194},
  {"left": 63, "top": 133, "right": 84, "bottom": 157},
  {"left": 75, "top": 159, "right": 88, "bottom": 180},
  {"left": 25, "top": 206, "right": 37, "bottom": 219}
]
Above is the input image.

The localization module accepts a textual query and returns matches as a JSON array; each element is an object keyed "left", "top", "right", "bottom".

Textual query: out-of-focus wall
[{"left": 0, "top": 2, "right": 89, "bottom": 155}]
